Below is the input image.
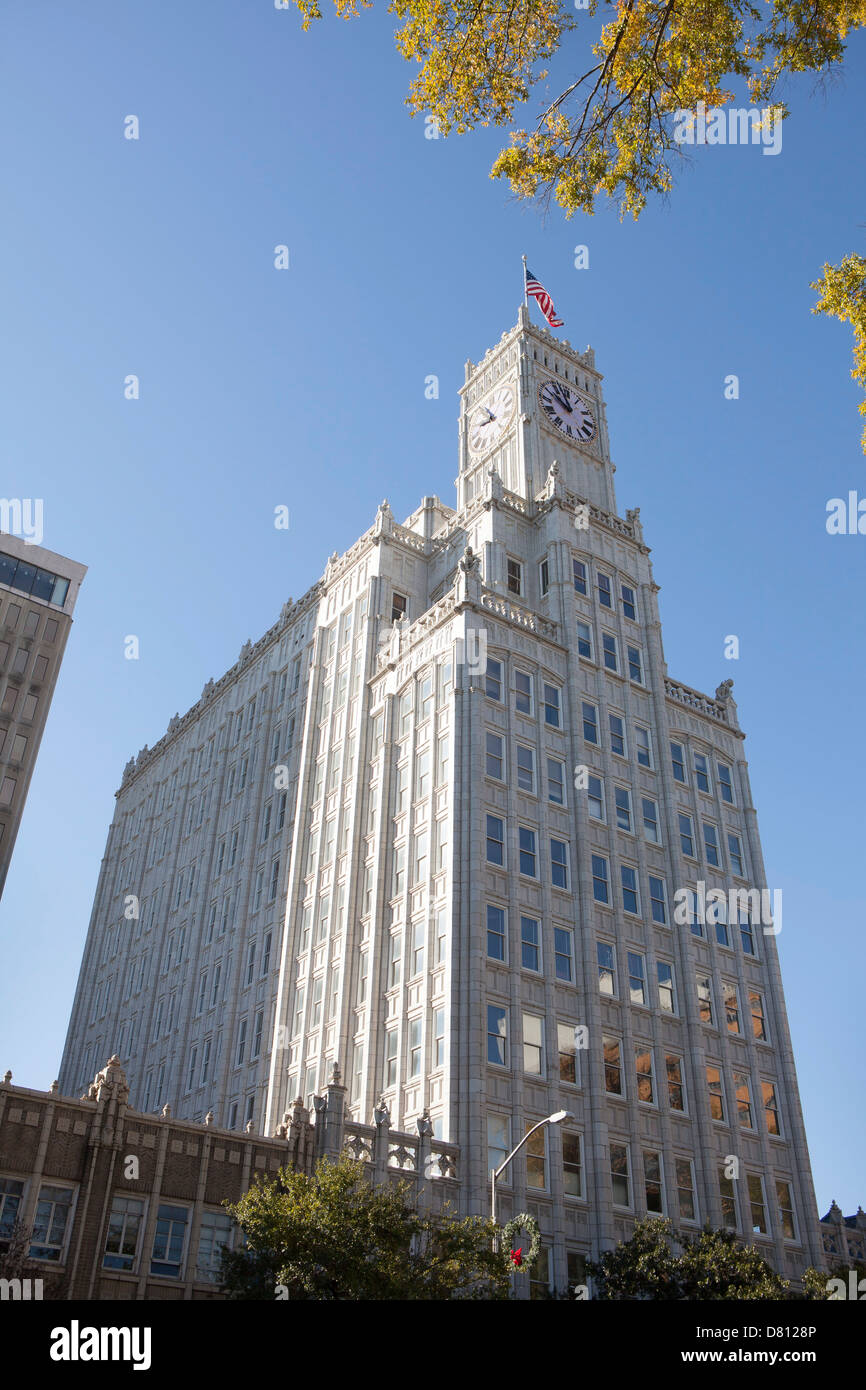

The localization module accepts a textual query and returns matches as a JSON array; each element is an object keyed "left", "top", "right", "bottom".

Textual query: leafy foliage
[
  {"left": 588, "top": 1217, "right": 792, "bottom": 1300},
  {"left": 812, "top": 254, "right": 866, "bottom": 450},
  {"left": 220, "top": 1153, "right": 511, "bottom": 1300}
]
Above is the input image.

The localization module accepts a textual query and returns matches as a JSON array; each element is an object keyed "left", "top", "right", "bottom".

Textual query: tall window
[
  {"left": 554, "top": 927, "right": 573, "bottom": 982},
  {"left": 486, "top": 816, "right": 504, "bottom": 866},
  {"left": 723, "top": 982, "right": 741, "bottom": 1034},
  {"left": 643, "top": 1152, "right": 664, "bottom": 1213},
  {"left": 518, "top": 827, "right": 537, "bottom": 877},
  {"left": 610, "top": 1145, "right": 630, "bottom": 1206},
  {"left": 776, "top": 1181, "right": 796, "bottom": 1240},
  {"left": 749, "top": 990, "right": 767, "bottom": 1041},
  {"left": 601, "top": 633, "right": 618, "bottom": 672},
  {"left": 679, "top": 813, "right": 695, "bottom": 857},
  {"left": 487, "top": 1005, "right": 507, "bottom": 1066},
  {"left": 486, "top": 732, "right": 504, "bottom": 779},
  {"left": 572, "top": 558, "right": 588, "bottom": 594},
  {"left": 558, "top": 1024, "right": 578, "bottom": 1084},
  {"left": 620, "top": 583, "right": 637, "bottom": 620},
  {"left": 648, "top": 875, "right": 667, "bottom": 925},
  {"left": 693, "top": 752, "right": 711, "bottom": 793},
  {"left": 520, "top": 916, "right": 540, "bottom": 971},
  {"left": 487, "top": 1114, "right": 509, "bottom": 1175},
  {"left": 717, "top": 762, "right": 734, "bottom": 803},
  {"left": 543, "top": 683, "right": 561, "bottom": 728},
  {"left": 525, "top": 1122, "right": 547, "bottom": 1190},
  {"left": 696, "top": 975, "right": 714, "bottom": 1025},
  {"left": 670, "top": 742, "right": 686, "bottom": 783},
  {"left": 485, "top": 658, "right": 503, "bottom": 701},
  {"left": 734, "top": 1071, "right": 753, "bottom": 1128},
  {"left": 150, "top": 1203, "right": 189, "bottom": 1278},
  {"left": 666, "top": 1055, "right": 685, "bottom": 1111},
  {"left": 657, "top": 962, "right": 676, "bottom": 1014},
  {"left": 196, "top": 1211, "right": 234, "bottom": 1283},
  {"left": 621, "top": 865, "right": 639, "bottom": 914},
  {"left": 748, "top": 1175, "right": 768, "bottom": 1235},
  {"left": 576, "top": 621, "right": 593, "bottom": 659},
  {"left": 614, "top": 786, "right": 632, "bottom": 832},
  {"left": 676, "top": 1159, "right": 696, "bottom": 1222},
  {"left": 507, "top": 559, "right": 522, "bottom": 595},
  {"left": 515, "top": 670, "right": 532, "bottom": 714},
  {"left": 597, "top": 572, "right": 613, "bottom": 608},
  {"left": 608, "top": 713, "right": 626, "bottom": 756},
  {"left": 516, "top": 744, "right": 535, "bottom": 793},
  {"left": 582, "top": 701, "right": 598, "bottom": 743},
  {"left": 547, "top": 758, "right": 565, "bottom": 805},
  {"left": 487, "top": 905, "right": 506, "bottom": 961},
  {"left": 103, "top": 1196, "right": 145, "bottom": 1271},
  {"left": 562, "top": 1133, "right": 583, "bottom": 1197},
  {"left": 719, "top": 1168, "right": 738, "bottom": 1230},
  {"left": 707, "top": 1065, "right": 725, "bottom": 1121},
  {"left": 627, "top": 951, "right": 646, "bottom": 1005},
  {"left": 592, "top": 854, "right": 609, "bottom": 903},
  {"left": 523, "top": 1014, "right": 544, "bottom": 1075},
  {"left": 550, "top": 839, "right": 569, "bottom": 889},
  {"left": 762, "top": 1081, "right": 781, "bottom": 1136},
  {"left": 635, "top": 1047, "right": 655, "bottom": 1103},
  {"left": 597, "top": 941, "right": 616, "bottom": 996},
  {"left": 603, "top": 1035, "right": 623, "bottom": 1095}
]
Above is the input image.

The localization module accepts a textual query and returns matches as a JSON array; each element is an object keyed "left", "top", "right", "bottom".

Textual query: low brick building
[{"left": 0, "top": 1056, "right": 460, "bottom": 1300}]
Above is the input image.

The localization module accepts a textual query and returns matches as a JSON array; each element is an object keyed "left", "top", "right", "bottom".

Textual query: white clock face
[
  {"left": 468, "top": 383, "right": 515, "bottom": 454},
  {"left": 538, "top": 378, "right": 596, "bottom": 442}
]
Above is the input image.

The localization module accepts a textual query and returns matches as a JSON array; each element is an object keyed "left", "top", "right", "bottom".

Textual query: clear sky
[{"left": 0, "top": 2, "right": 863, "bottom": 1219}]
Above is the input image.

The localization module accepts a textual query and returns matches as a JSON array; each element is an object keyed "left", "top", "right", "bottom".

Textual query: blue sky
[{"left": 0, "top": 2, "right": 863, "bottom": 1218}]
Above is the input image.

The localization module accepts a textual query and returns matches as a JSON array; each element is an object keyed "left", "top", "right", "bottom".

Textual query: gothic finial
[
  {"left": 205, "top": 1110, "right": 214, "bottom": 1126},
  {"left": 161, "top": 1103, "right": 171, "bottom": 1119}
]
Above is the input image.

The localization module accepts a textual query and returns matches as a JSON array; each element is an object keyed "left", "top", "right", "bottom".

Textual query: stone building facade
[
  {"left": 0, "top": 533, "right": 86, "bottom": 899},
  {"left": 0, "top": 1057, "right": 458, "bottom": 1299},
  {"left": 59, "top": 309, "right": 824, "bottom": 1287},
  {"left": 820, "top": 1202, "right": 866, "bottom": 1268}
]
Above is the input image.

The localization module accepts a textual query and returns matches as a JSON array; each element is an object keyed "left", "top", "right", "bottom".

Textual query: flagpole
[{"left": 521, "top": 254, "right": 529, "bottom": 307}]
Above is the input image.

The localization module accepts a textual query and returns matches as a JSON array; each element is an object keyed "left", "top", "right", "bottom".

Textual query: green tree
[
  {"left": 220, "top": 1153, "right": 511, "bottom": 1300},
  {"left": 293, "top": 1, "right": 866, "bottom": 444},
  {"left": 588, "top": 1217, "right": 791, "bottom": 1300}
]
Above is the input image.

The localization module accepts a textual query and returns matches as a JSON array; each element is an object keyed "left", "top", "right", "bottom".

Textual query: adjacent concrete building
[
  {"left": 0, "top": 1056, "right": 458, "bottom": 1299},
  {"left": 59, "top": 310, "right": 824, "bottom": 1287},
  {"left": 0, "top": 533, "right": 86, "bottom": 899}
]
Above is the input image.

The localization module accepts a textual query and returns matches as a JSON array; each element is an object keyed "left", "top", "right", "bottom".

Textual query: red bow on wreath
[{"left": 510, "top": 1247, "right": 523, "bottom": 1268}]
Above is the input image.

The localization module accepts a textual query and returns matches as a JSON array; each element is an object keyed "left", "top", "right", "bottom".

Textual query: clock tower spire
[{"left": 458, "top": 307, "right": 615, "bottom": 514}]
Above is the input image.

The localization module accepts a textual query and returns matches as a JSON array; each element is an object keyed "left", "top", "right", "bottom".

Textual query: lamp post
[{"left": 490, "top": 1110, "right": 574, "bottom": 1230}]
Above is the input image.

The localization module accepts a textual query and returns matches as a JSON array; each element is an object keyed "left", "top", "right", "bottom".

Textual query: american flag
[{"left": 525, "top": 266, "right": 564, "bottom": 327}]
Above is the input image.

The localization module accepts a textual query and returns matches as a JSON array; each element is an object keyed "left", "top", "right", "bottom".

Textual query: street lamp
[{"left": 490, "top": 1109, "right": 574, "bottom": 1227}]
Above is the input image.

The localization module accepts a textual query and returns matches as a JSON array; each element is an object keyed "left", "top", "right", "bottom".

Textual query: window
[
  {"left": 592, "top": 854, "right": 609, "bottom": 903},
  {"left": 487, "top": 905, "right": 506, "bottom": 961},
  {"left": 558, "top": 1023, "right": 578, "bottom": 1084},
  {"left": 525, "top": 1122, "right": 547, "bottom": 1190},
  {"left": 703, "top": 822, "right": 720, "bottom": 867},
  {"left": 539, "top": 558, "right": 550, "bottom": 595},
  {"left": 487, "top": 1005, "right": 507, "bottom": 1066},
  {"left": 648, "top": 875, "right": 667, "bottom": 925},
  {"left": 521, "top": 916, "right": 540, "bottom": 972},
  {"left": 614, "top": 786, "right": 632, "bottom": 832},
  {"left": 409, "top": 1018, "right": 422, "bottom": 1077},
  {"left": 572, "top": 558, "right": 588, "bottom": 594},
  {"left": 603, "top": 1035, "right": 622, "bottom": 1095},
  {"left": 739, "top": 909, "right": 756, "bottom": 956},
  {"left": 748, "top": 1175, "right": 768, "bottom": 1235},
  {"left": 486, "top": 658, "right": 503, "bottom": 701},
  {"left": 391, "top": 592, "right": 407, "bottom": 622},
  {"left": 384, "top": 1030, "right": 398, "bottom": 1088},
  {"left": 0, "top": 1177, "right": 24, "bottom": 1241},
  {"left": 620, "top": 583, "right": 637, "bottom": 620},
  {"left": 644, "top": 1151, "right": 664, "bottom": 1213},
  {"left": 547, "top": 758, "right": 565, "bottom": 805},
  {"left": 597, "top": 941, "right": 616, "bottom": 996},
  {"left": 150, "top": 1203, "right": 189, "bottom": 1278},
  {"left": 679, "top": 813, "right": 694, "bottom": 857},
  {"left": 563, "top": 1133, "right": 583, "bottom": 1198},
  {"left": 518, "top": 826, "right": 537, "bottom": 877},
  {"left": 610, "top": 1144, "right": 630, "bottom": 1206},
  {"left": 487, "top": 1114, "right": 509, "bottom": 1175},
  {"left": 707, "top": 1065, "right": 725, "bottom": 1121},
  {"left": 582, "top": 701, "right": 598, "bottom": 743},
  {"left": 620, "top": 865, "right": 639, "bottom": 915},
  {"left": 728, "top": 833, "right": 744, "bottom": 876},
  {"left": 670, "top": 742, "right": 686, "bottom": 783},
  {"left": 717, "top": 762, "right": 734, "bottom": 803},
  {"left": 516, "top": 744, "right": 535, "bottom": 793},
  {"left": 543, "top": 683, "right": 561, "bottom": 728},
  {"left": 587, "top": 774, "right": 604, "bottom": 821},
  {"left": 28, "top": 1184, "right": 74, "bottom": 1262},
  {"left": 486, "top": 732, "right": 504, "bottom": 779},
  {"left": 387, "top": 934, "right": 402, "bottom": 990},
  {"left": 762, "top": 1081, "right": 781, "bottom": 1136},
  {"left": 410, "top": 919, "right": 425, "bottom": 976},
  {"left": 196, "top": 1210, "right": 234, "bottom": 1283},
  {"left": 597, "top": 572, "right": 613, "bottom": 608},
  {"left": 734, "top": 1071, "right": 753, "bottom": 1128},
  {"left": 641, "top": 797, "right": 659, "bottom": 843},
  {"left": 486, "top": 815, "right": 504, "bottom": 866},
  {"left": 627, "top": 951, "right": 647, "bottom": 1005},
  {"left": 608, "top": 713, "right": 625, "bottom": 756},
  {"left": 550, "top": 839, "right": 568, "bottom": 889},
  {"left": 236, "top": 1018, "right": 247, "bottom": 1066},
  {"left": 719, "top": 1168, "right": 738, "bottom": 1230},
  {"left": 554, "top": 927, "right": 573, "bottom": 982},
  {"left": 433, "top": 1007, "right": 445, "bottom": 1067},
  {"left": 601, "top": 632, "right": 618, "bottom": 672},
  {"left": 103, "top": 1195, "right": 145, "bottom": 1271},
  {"left": 635, "top": 1047, "right": 655, "bottom": 1104},
  {"left": 252, "top": 1009, "right": 264, "bottom": 1059},
  {"left": 523, "top": 1014, "right": 544, "bottom": 1075},
  {"left": 777, "top": 1181, "right": 796, "bottom": 1240},
  {"left": 635, "top": 726, "right": 652, "bottom": 767},
  {"left": 507, "top": 559, "right": 522, "bottom": 595},
  {"left": 723, "top": 982, "right": 741, "bottom": 1034},
  {"left": 627, "top": 646, "right": 643, "bottom": 684},
  {"left": 696, "top": 974, "right": 714, "bottom": 1025},
  {"left": 666, "top": 1055, "right": 685, "bottom": 1112},
  {"left": 676, "top": 1160, "right": 697, "bottom": 1222},
  {"left": 657, "top": 962, "right": 676, "bottom": 1014},
  {"left": 576, "top": 621, "right": 593, "bottom": 659},
  {"left": 749, "top": 990, "right": 767, "bottom": 1041},
  {"left": 693, "top": 752, "right": 711, "bottom": 793},
  {"left": 515, "top": 670, "right": 532, "bottom": 714}
]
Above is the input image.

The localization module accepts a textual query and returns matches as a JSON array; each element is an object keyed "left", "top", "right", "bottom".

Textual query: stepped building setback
[{"left": 57, "top": 310, "right": 824, "bottom": 1287}]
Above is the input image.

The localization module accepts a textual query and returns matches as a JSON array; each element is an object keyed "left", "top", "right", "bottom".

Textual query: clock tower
[{"left": 458, "top": 303, "right": 616, "bottom": 513}]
